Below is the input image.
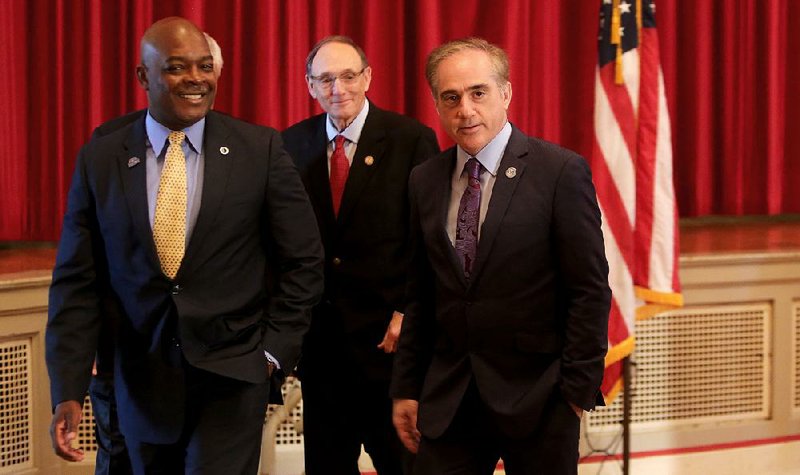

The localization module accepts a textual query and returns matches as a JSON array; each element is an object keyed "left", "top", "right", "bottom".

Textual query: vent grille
[
  {"left": 0, "top": 340, "right": 33, "bottom": 470},
  {"left": 266, "top": 376, "right": 304, "bottom": 446},
  {"left": 795, "top": 302, "right": 800, "bottom": 409},
  {"left": 77, "top": 393, "right": 98, "bottom": 453},
  {"left": 588, "top": 303, "right": 770, "bottom": 431}
]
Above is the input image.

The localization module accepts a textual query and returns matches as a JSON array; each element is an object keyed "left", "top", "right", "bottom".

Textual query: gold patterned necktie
[{"left": 153, "top": 131, "right": 187, "bottom": 279}]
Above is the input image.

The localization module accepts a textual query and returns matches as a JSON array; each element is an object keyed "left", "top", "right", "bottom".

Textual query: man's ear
[
  {"left": 502, "top": 81, "right": 513, "bottom": 110},
  {"left": 135, "top": 65, "right": 149, "bottom": 91},
  {"left": 305, "top": 75, "right": 317, "bottom": 99}
]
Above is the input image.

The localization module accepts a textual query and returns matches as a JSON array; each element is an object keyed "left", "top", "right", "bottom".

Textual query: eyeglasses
[{"left": 309, "top": 68, "right": 366, "bottom": 90}]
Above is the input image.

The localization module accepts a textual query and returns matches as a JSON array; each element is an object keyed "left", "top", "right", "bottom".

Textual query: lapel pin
[
  {"left": 220, "top": 146, "right": 230, "bottom": 155},
  {"left": 505, "top": 167, "right": 517, "bottom": 178},
  {"left": 364, "top": 155, "right": 374, "bottom": 166},
  {"left": 127, "top": 157, "right": 141, "bottom": 168}
]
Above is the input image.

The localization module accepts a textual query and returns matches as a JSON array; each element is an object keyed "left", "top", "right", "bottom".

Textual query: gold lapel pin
[
  {"left": 220, "top": 146, "right": 230, "bottom": 155},
  {"left": 364, "top": 155, "right": 374, "bottom": 166},
  {"left": 505, "top": 167, "right": 517, "bottom": 178}
]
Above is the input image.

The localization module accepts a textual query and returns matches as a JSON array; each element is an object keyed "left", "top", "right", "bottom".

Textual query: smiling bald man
[{"left": 46, "top": 17, "right": 323, "bottom": 474}]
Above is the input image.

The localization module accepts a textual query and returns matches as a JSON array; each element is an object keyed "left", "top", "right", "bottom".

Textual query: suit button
[
  {"left": 171, "top": 285, "right": 182, "bottom": 295},
  {"left": 332, "top": 257, "right": 342, "bottom": 266}
]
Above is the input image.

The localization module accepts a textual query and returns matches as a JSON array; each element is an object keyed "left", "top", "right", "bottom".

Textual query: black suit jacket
[
  {"left": 282, "top": 103, "right": 439, "bottom": 381},
  {"left": 47, "top": 111, "right": 324, "bottom": 443},
  {"left": 391, "top": 126, "right": 611, "bottom": 438}
]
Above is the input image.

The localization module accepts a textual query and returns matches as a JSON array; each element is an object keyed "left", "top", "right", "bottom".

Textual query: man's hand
[
  {"left": 392, "top": 398, "right": 420, "bottom": 453},
  {"left": 377, "top": 311, "right": 404, "bottom": 353},
  {"left": 50, "top": 400, "right": 84, "bottom": 461},
  {"left": 568, "top": 401, "right": 584, "bottom": 419}
]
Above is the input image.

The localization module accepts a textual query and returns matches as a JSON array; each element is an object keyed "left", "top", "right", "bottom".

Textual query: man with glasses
[{"left": 282, "top": 35, "right": 439, "bottom": 475}]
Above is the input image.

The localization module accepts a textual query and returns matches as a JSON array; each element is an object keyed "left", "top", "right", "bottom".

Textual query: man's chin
[
  {"left": 176, "top": 108, "right": 211, "bottom": 126},
  {"left": 455, "top": 136, "right": 486, "bottom": 156}
]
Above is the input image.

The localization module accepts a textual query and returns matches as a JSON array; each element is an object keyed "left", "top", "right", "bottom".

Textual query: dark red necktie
[
  {"left": 455, "top": 157, "right": 483, "bottom": 279},
  {"left": 330, "top": 135, "right": 349, "bottom": 216}
]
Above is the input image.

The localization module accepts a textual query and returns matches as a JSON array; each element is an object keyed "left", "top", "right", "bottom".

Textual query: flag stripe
[
  {"left": 593, "top": 140, "right": 636, "bottom": 271},
  {"left": 633, "top": 27, "right": 660, "bottom": 286},
  {"left": 599, "top": 64, "right": 640, "bottom": 165}
]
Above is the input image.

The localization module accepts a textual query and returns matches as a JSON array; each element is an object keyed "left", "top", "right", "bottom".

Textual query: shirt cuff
[{"left": 264, "top": 351, "right": 281, "bottom": 370}]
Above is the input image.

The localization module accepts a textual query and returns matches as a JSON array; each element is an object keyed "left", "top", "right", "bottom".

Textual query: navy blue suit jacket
[{"left": 47, "top": 111, "right": 324, "bottom": 443}]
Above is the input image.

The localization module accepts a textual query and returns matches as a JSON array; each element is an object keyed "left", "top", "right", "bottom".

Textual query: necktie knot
[
  {"left": 168, "top": 131, "right": 186, "bottom": 146},
  {"left": 334, "top": 134, "right": 346, "bottom": 150},
  {"left": 465, "top": 157, "right": 483, "bottom": 180}
]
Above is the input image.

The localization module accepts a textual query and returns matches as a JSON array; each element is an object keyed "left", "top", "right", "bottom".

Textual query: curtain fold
[{"left": 0, "top": 0, "right": 796, "bottom": 240}]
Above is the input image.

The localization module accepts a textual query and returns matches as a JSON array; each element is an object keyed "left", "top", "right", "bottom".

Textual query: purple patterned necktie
[{"left": 455, "top": 157, "right": 483, "bottom": 279}]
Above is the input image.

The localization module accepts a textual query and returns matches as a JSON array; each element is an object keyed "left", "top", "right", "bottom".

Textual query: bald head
[
  {"left": 140, "top": 17, "right": 207, "bottom": 66},
  {"left": 135, "top": 17, "right": 217, "bottom": 131}
]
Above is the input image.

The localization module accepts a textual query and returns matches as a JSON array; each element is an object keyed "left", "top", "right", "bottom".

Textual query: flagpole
[{"left": 622, "top": 356, "right": 631, "bottom": 475}]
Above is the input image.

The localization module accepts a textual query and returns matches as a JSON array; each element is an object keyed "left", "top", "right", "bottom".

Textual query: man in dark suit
[
  {"left": 87, "top": 32, "right": 229, "bottom": 475},
  {"left": 85, "top": 33, "right": 225, "bottom": 475},
  {"left": 46, "top": 17, "right": 323, "bottom": 474},
  {"left": 390, "top": 38, "right": 611, "bottom": 475},
  {"left": 282, "top": 36, "right": 439, "bottom": 475}
]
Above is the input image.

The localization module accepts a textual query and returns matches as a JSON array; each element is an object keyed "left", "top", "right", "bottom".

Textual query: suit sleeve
[
  {"left": 390, "top": 167, "right": 437, "bottom": 400},
  {"left": 553, "top": 156, "right": 612, "bottom": 410},
  {"left": 46, "top": 146, "right": 103, "bottom": 408},
  {"left": 261, "top": 132, "right": 324, "bottom": 374},
  {"left": 386, "top": 125, "right": 440, "bottom": 313}
]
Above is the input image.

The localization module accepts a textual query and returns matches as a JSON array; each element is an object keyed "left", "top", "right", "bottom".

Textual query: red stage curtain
[{"left": 1, "top": 0, "right": 798, "bottom": 240}]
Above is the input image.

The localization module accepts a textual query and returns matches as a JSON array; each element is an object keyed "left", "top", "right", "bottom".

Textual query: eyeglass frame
[{"left": 307, "top": 67, "right": 368, "bottom": 90}]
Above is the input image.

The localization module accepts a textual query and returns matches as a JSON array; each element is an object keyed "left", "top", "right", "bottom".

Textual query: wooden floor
[
  {"left": 679, "top": 219, "right": 800, "bottom": 255},
  {"left": 4, "top": 219, "right": 800, "bottom": 278},
  {"left": 0, "top": 245, "right": 56, "bottom": 279}
]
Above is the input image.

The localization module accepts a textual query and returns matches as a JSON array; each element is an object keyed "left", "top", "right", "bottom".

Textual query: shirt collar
[
  {"left": 456, "top": 121, "right": 512, "bottom": 177},
  {"left": 325, "top": 99, "right": 370, "bottom": 144},
  {"left": 145, "top": 111, "right": 206, "bottom": 156}
]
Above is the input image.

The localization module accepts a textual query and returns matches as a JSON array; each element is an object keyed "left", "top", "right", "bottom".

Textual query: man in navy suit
[
  {"left": 47, "top": 17, "right": 323, "bottom": 474},
  {"left": 391, "top": 38, "right": 611, "bottom": 475},
  {"left": 282, "top": 36, "right": 439, "bottom": 475}
]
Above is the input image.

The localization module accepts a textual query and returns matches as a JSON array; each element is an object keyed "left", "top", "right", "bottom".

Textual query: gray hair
[
  {"left": 425, "top": 37, "right": 509, "bottom": 94},
  {"left": 204, "top": 32, "right": 224, "bottom": 76},
  {"left": 305, "top": 35, "right": 368, "bottom": 76}
]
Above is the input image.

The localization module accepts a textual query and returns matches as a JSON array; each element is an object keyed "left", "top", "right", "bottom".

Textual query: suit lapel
[
  {"left": 305, "top": 117, "right": 336, "bottom": 238},
  {"left": 432, "top": 149, "right": 469, "bottom": 288},
  {"left": 336, "top": 106, "right": 386, "bottom": 228},
  {"left": 469, "top": 127, "right": 528, "bottom": 286},
  {"left": 182, "top": 112, "right": 235, "bottom": 268},
  {"left": 120, "top": 117, "right": 159, "bottom": 268}
]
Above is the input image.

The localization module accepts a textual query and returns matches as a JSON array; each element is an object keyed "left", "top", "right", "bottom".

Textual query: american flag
[{"left": 592, "top": 0, "right": 683, "bottom": 403}]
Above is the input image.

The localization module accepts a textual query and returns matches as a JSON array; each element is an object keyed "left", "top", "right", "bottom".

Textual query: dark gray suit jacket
[{"left": 391, "top": 126, "right": 611, "bottom": 438}]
